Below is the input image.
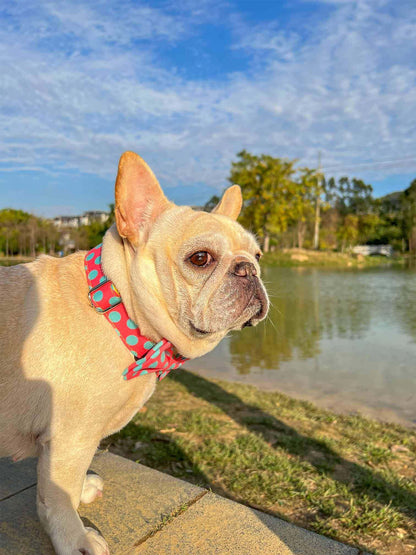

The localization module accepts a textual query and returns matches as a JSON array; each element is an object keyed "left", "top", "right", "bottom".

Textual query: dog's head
[{"left": 111, "top": 151, "right": 269, "bottom": 359}]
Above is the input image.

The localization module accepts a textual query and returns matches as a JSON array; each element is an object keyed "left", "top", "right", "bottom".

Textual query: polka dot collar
[{"left": 85, "top": 244, "right": 187, "bottom": 381}]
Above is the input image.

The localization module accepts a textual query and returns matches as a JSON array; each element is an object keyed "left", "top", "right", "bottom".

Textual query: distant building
[
  {"left": 352, "top": 245, "right": 393, "bottom": 257},
  {"left": 83, "top": 211, "right": 110, "bottom": 224},
  {"left": 53, "top": 211, "right": 109, "bottom": 229},
  {"left": 59, "top": 232, "right": 76, "bottom": 254}
]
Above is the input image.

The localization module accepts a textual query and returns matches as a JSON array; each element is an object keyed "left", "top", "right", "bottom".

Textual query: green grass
[
  {"left": 262, "top": 249, "right": 406, "bottom": 269},
  {"left": 102, "top": 370, "right": 416, "bottom": 554},
  {"left": 0, "top": 257, "right": 34, "bottom": 266}
]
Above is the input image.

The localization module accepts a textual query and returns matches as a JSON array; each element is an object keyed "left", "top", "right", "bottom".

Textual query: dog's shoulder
[
  {"left": 0, "top": 252, "right": 88, "bottom": 316},
  {"left": 0, "top": 260, "right": 37, "bottom": 306}
]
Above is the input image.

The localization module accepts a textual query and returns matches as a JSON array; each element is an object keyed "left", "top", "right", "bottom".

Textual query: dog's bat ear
[
  {"left": 115, "top": 151, "right": 172, "bottom": 245},
  {"left": 212, "top": 185, "right": 242, "bottom": 221}
]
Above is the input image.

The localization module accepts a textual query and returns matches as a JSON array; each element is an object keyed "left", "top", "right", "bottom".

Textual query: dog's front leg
[{"left": 37, "top": 435, "right": 109, "bottom": 555}]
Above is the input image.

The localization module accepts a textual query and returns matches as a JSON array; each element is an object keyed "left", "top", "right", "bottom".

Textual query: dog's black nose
[{"left": 233, "top": 260, "right": 257, "bottom": 277}]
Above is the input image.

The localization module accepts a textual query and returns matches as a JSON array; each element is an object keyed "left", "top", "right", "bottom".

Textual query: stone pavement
[{"left": 0, "top": 451, "right": 364, "bottom": 554}]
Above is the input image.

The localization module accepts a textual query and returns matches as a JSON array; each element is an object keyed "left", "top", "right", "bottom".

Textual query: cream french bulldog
[{"left": 0, "top": 152, "right": 269, "bottom": 554}]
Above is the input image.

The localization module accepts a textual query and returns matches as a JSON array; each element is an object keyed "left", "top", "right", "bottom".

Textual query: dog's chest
[{"left": 101, "top": 373, "right": 157, "bottom": 437}]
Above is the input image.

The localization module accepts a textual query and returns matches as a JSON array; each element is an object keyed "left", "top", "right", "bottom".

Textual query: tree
[
  {"left": 203, "top": 195, "right": 220, "bottom": 212},
  {"left": 0, "top": 209, "right": 32, "bottom": 256},
  {"left": 337, "top": 214, "right": 359, "bottom": 251},
  {"left": 332, "top": 177, "right": 374, "bottom": 217},
  {"left": 324, "top": 176, "right": 378, "bottom": 250},
  {"left": 0, "top": 204, "right": 115, "bottom": 258},
  {"left": 358, "top": 213, "right": 382, "bottom": 244},
  {"left": 377, "top": 192, "right": 405, "bottom": 251},
  {"left": 296, "top": 168, "right": 325, "bottom": 249},
  {"left": 228, "top": 150, "right": 297, "bottom": 252},
  {"left": 402, "top": 179, "right": 416, "bottom": 252},
  {"left": 290, "top": 168, "right": 314, "bottom": 249}
]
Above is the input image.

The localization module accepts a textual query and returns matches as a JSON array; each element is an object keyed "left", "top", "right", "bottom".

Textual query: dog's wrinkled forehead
[{"left": 151, "top": 206, "right": 259, "bottom": 258}]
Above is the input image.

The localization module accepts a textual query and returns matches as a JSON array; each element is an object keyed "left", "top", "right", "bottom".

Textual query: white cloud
[
  {"left": 0, "top": 0, "right": 416, "bottom": 207},
  {"left": 227, "top": 0, "right": 416, "bottom": 178}
]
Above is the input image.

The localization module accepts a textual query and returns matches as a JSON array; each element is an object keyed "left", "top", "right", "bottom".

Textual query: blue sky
[{"left": 1, "top": 0, "right": 416, "bottom": 217}]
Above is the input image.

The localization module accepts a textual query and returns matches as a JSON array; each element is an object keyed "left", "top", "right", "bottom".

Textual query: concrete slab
[
  {"left": 133, "top": 492, "right": 359, "bottom": 555},
  {"left": 0, "top": 485, "right": 54, "bottom": 554},
  {"left": 0, "top": 452, "right": 362, "bottom": 555},
  {"left": 0, "top": 457, "right": 37, "bottom": 500},
  {"left": 0, "top": 451, "right": 205, "bottom": 554},
  {"left": 80, "top": 451, "right": 205, "bottom": 553}
]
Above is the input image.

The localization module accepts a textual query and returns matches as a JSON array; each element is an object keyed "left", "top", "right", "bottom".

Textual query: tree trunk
[
  {"left": 313, "top": 194, "right": 321, "bottom": 250},
  {"left": 297, "top": 221, "right": 306, "bottom": 249},
  {"left": 410, "top": 227, "right": 416, "bottom": 253},
  {"left": 263, "top": 234, "right": 270, "bottom": 253}
]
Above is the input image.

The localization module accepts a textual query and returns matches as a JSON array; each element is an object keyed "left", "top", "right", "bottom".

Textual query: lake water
[{"left": 187, "top": 265, "right": 416, "bottom": 427}]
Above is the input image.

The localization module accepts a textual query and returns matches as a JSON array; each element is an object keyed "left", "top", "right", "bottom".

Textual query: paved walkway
[{"left": 0, "top": 451, "right": 363, "bottom": 554}]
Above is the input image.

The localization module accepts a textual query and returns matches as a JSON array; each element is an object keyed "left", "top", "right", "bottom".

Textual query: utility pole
[{"left": 313, "top": 151, "right": 322, "bottom": 250}]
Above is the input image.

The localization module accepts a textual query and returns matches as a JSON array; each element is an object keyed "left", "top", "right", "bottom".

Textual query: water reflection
[
  {"left": 229, "top": 269, "right": 322, "bottom": 373},
  {"left": 394, "top": 275, "right": 416, "bottom": 342},
  {"left": 188, "top": 266, "right": 416, "bottom": 426},
  {"left": 229, "top": 268, "right": 378, "bottom": 371}
]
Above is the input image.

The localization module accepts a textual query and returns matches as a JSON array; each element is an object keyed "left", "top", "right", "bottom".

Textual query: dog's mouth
[
  {"left": 187, "top": 281, "right": 269, "bottom": 339},
  {"left": 189, "top": 297, "right": 267, "bottom": 337},
  {"left": 189, "top": 321, "right": 214, "bottom": 336}
]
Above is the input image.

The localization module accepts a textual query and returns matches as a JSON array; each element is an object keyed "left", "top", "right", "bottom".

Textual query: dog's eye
[
  {"left": 189, "top": 251, "right": 213, "bottom": 267},
  {"left": 255, "top": 253, "right": 262, "bottom": 261}
]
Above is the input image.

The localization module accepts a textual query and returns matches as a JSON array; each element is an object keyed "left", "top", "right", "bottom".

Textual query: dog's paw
[
  {"left": 75, "top": 527, "right": 109, "bottom": 555},
  {"left": 80, "top": 474, "right": 104, "bottom": 504}
]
